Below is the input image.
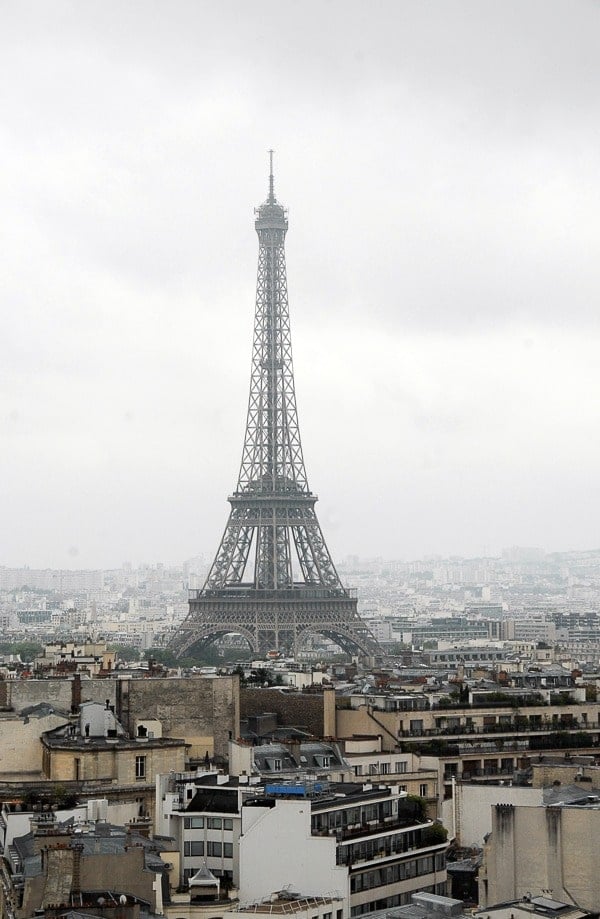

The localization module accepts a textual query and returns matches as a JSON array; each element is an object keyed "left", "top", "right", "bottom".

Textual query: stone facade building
[{"left": 479, "top": 800, "right": 600, "bottom": 912}]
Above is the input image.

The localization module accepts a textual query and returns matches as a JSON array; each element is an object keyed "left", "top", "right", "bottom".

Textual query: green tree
[
  {"left": 109, "top": 644, "right": 141, "bottom": 662},
  {"left": 143, "top": 647, "right": 179, "bottom": 667},
  {"left": 0, "top": 641, "right": 43, "bottom": 660}
]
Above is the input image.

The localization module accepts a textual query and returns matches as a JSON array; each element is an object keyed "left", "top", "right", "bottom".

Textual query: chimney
[{"left": 71, "top": 674, "right": 82, "bottom": 714}]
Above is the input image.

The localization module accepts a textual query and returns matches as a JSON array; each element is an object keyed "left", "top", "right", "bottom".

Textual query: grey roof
[
  {"left": 252, "top": 743, "right": 297, "bottom": 772},
  {"left": 543, "top": 783, "right": 600, "bottom": 806},
  {"left": 23, "top": 854, "right": 42, "bottom": 878},
  {"left": 252, "top": 741, "right": 346, "bottom": 773},
  {"left": 12, "top": 821, "right": 171, "bottom": 874},
  {"left": 20, "top": 702, "right": 70, "bottom": 720},
  {"left": 446, "top": 855, "right": 482, "bottom": 873}
]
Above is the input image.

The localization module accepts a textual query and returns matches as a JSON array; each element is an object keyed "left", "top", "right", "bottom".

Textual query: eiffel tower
[{"left": 171, "top": 155, "right": 379, "bottom": 660}]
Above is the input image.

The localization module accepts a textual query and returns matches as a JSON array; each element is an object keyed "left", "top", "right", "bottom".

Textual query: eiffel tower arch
[{"left": 170, "top": 155, "right": 379, "bottom": 661}]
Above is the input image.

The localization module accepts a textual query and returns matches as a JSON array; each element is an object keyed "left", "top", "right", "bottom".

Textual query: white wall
[
  {"left": 453, "top": 781, "right": 543, "bottom": 847},
  {"left": 239, "top": 800, "right": 348, "bottom": 903},
  {"left": 228, "top": 740, "right": 254, "bottom": 777}
]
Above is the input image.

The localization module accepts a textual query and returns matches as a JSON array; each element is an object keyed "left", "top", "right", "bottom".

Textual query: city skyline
[
  {"left": 2, "top": 2, "right": 600, "bottom": 569},
  {"left": 1, "top": 542, "right": 598, "bottom": 575}
]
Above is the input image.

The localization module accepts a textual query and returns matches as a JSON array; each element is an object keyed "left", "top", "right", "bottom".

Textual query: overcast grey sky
[{"left": 1, "top": 0, "right": 600, "bottom": 569}]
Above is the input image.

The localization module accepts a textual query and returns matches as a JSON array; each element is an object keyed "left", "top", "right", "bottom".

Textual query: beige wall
[
  {"left": 44, "top": 741, "right": 186, "bottom": 783},
  {"left": 0, "top": 713, "right": 67, "bottom": 779},
  {"left": 336, "top": 707, "right": 401, "bottom": 751},
  {"left": 1, "top": 678, "right": 117, "bottom": 712},
  {"left": 118, "top": 676, "right": 239, "bottom": 760},
  {"left": 531, "top": 760, "right": 600, "bottom": 788},
  {"left": 481, "top": 803, "right": 600, "bottom": 912}
]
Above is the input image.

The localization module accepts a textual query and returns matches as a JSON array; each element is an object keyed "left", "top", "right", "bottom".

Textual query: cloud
[{"left": 1, "top": 0, "right": 599, "bottom": 566}]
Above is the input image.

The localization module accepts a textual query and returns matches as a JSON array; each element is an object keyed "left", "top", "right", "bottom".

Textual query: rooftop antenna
[{"left": 268, "top": 148, "right": 275, "bottom": 203}]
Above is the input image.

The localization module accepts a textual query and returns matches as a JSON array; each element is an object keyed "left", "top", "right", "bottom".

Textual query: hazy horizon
[
  {"left": 2, "top": 1, "right": 600, "bottom": 569},
  {"left": 2, "top": 542, "right": 599, "bottom": 574}
]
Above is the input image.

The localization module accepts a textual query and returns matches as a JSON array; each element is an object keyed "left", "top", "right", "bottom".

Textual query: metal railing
[
  {"left": 401, "top": 721, "right": 600, "bottom": 739},
  {"left": 190, "top": 587, "right": 357, "bottom": 601}
]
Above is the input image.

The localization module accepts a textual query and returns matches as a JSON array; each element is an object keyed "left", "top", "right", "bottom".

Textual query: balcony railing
[
  {"left": 401, "top": 720, "right": 600, "bottom": 740},
  {"left": 189, "top": 587, "right": 357, "bottom": 601},
  {"left": 313, "top": 815, "right": 428, "bottom": 842}
]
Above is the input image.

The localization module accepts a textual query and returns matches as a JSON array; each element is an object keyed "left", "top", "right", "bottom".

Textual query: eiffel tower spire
[{"left": 170, "top": 157, "right": 379, "bottom": 659}]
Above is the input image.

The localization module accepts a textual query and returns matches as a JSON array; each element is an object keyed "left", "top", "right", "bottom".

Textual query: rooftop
[
  {"left": 475, "top": 895, "right": 596, "bottom": 919},
  {"left": 233, "top": 894, "right": 342, "bottom": 915}
]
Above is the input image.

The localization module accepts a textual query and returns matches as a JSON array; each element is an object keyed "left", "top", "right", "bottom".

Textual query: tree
[
  {"left": 0, "top": 641, "right": 43, "bottom": 660},
  {"left": 143, "top": 647, "right": 179, "bottom": 668},
  {"left": 109, "top": 644, "right": 141, "bottom": 662}
]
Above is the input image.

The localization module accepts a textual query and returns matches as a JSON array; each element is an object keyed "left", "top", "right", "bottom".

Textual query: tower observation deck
[{"left": 170, "top": 156, "right": 379, "bottom": 659}]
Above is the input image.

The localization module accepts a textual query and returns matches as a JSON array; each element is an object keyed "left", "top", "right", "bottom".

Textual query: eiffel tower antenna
[
  {"left": 170, "top": 159, "right": 379, "bottom": 660},
  {"left": 268, "top": 148, "right": 275, "bottom": 203}
]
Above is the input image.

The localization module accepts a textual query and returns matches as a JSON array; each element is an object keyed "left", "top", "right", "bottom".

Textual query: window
[
  {"left": 207, "top": 817, "right": 222, "bottom": 829},
  {"left": 207, "top": 841, "right": 222, "bottom": 857},
  {"left": 354, "top": 765, "right": 363, "bottom": 777},
  {"left": 381, "top": 762, "right": 390, "bottom": 775},
  {"left": 417, "top": 856, "right": 434, "bottom": 875},
  {"left": 223, "top": 818, "right": 233, "bottom": 830},
  {"left": 419, "top": 784, "right": 428, "bottom": 797},
  {"left": 184, "top": 817, "right": 205, "bottom": 829},
  {"left": 135, "top": 755, "right": 146, "bottom": 779},
  {"left": 394, "top": 761, "right": 407, "bottom": 774},
  {"left": 223, "top": 842, "right": 233, "bottom": 858},
  {"left": 184, "top": 841, "right": 204, "bottom": 857}
]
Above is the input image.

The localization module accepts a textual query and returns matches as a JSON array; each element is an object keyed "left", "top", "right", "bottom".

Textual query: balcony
[
  {"left": 313, "top": 814, "right": 429, "bottom": 842},
  {"left": 401, "top": 720, "right": 599, "bottom": 740},
  {"left": 335, "top": 822, "right": 447, "bottom": 867}
]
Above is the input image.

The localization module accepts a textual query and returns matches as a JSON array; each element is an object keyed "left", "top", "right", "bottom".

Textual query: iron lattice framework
[{"left": 171, "top": 157, "right": 379, "bottom": 659}]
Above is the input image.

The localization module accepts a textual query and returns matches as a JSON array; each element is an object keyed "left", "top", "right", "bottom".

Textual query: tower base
[{"left": 170, "top": 588, "right": 379, "bottom": 659}]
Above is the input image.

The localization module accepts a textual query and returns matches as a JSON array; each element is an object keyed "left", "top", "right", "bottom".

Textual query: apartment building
[{"left": 156, "top": 772, "right": 449, "bottom": 916}]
